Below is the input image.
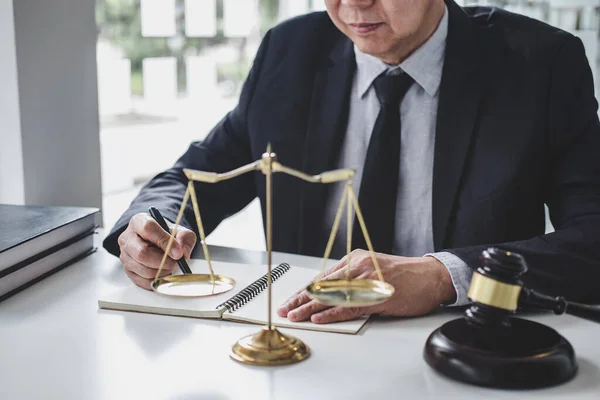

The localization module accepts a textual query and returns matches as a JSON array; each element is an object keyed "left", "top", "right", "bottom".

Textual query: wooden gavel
[
  {"left": 465, "top": 248, "right": 600, "bottom": 325},
  {"left": 424, "top": 247, "right": 600, "bottom": 389}
]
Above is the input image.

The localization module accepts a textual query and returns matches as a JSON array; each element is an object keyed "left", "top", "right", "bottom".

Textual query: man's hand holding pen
[{"left": 117, "top": 212, "right": 197, "bottom": 290}]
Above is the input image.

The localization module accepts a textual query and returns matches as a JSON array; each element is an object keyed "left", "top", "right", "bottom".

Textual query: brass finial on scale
[{"left": 152, "top": 145, "right": 394, "bottom": 365}]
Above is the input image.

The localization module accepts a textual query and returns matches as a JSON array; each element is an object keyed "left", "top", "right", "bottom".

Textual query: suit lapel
[
  {"left": 432, "top": 0, "right": 486, "bottom": 250},
  {"left": 297, "top": 35, "right": 356, "bottom": 256}
]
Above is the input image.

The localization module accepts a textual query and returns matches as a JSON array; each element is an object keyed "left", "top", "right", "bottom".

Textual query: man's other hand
[
  {"left": 117, "top": 213, "right": 197, "bottom": 290},
  {"left": 277, "top": 250, "right": 456, "bottom": 324}
]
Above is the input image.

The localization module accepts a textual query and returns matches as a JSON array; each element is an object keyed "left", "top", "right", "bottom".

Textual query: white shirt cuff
[{"left": 425, "top": 251, "right": 472, "bottom": 306}]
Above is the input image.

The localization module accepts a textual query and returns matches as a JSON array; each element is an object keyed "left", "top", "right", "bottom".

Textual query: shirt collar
[{"left": 354, "top": 5, "right": 448, "bottom": 99}]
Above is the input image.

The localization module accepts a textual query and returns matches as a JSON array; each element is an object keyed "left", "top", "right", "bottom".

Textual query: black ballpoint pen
[{"left": 148, "top": 206, "right": 193, "bottom": 274}]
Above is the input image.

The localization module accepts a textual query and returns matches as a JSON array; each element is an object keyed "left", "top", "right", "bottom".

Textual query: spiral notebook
[{"left": 98, "top": 260, "right": 369, "bottom": 334}]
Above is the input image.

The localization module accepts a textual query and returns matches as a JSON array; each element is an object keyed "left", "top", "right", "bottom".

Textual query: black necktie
[{"left": 353, "top": 71, "right": 414, "bottom": 253}]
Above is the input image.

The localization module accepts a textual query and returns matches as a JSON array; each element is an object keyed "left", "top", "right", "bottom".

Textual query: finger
[
  {"left": 124, "top": 268, "right": 153, "bottom": 290},
  {"left": 294, "top": 259, "right": 347, "bottom": 298},
  {"left": 319, "top": 264, "right": 364, "bottom": 282},
  {"left": 132, "top": 214, "right": 183, "bottom": 259},
  {"left": 316, "top": 248, "right": 372, "bottom": 281},
  {"left": 121, "top": 250, "right": 172, "bottom": 280},
  {"left": 279, "top": 261, "right": 343, "bottom": 302},
  {"left": 277, "top": 289, "right": 313, "bottom": 317},
  {"left": 123, "top": 264, "right": 171, "bottom": 290},
  {"left": 285, "top": 269, "right": 371, "bottom": 321},
  {"left": 173, "top": 226, "right": 197, "bottom": 259},
  {"left": 124, "top": 234, "right": 177, "bottom": 271},
  {"left": 319, "top": 258, "right": 348, "bottom": 280},
  {"left": 278, "top": 251, "right": 371, "bottom": 317},
  {"left": 311, "top": 306, "right": 365, "bottom": 324},
  {"left": 286, "top": 299, "right": 331, "bottom": 322},
  {"left": 323, "top": 249, "right": 382, "bottom": 281},
  {"left": 279, "top": 257, "right": 361, "bottom": 317}
]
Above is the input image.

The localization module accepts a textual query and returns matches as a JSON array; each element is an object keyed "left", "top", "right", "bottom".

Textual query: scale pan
[
  {"left": 306, "top": 278, "right": 395, "bottom": 307},
  {"left": 151, "top": 274, "right": 235, "bottom": 298}
]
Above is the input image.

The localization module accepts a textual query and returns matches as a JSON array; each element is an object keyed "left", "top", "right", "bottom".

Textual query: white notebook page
[
  {"left": 98, "top": 260, "right": 267, "bottom": 318},
  {"left": 223, "top": 265, "right": 369, "bottom": 334},
  {"left": 99, "top": 260, "right": 369, "bottom": 334}
]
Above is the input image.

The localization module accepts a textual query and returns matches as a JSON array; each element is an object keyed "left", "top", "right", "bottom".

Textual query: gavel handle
[{"left": 520, "top": 288, "right": 600, "bottom": 324}]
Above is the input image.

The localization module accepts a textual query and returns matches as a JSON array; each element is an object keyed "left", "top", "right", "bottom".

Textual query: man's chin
[{"left": 353, "top": 41, "right": 389, "bottom": 61}]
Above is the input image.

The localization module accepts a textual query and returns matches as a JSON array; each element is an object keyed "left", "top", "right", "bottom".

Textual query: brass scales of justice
[{"left": 150, "top": 145, "right": 395, "bottom": 366}]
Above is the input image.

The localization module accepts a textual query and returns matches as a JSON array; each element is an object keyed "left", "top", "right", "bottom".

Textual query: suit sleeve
[
  {"left": 102, "top": 31, "right": 273, "bottom": 257},
  {"left": 448, "top": 35, "right": 600, "bottom": 303}
]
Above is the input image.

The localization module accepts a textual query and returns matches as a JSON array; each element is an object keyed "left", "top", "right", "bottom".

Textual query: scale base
[
  {"left": 230, "top": 326, "right": 310, "bottom": 366},
  {"left": 424, "top": 317, "right": 577, "bottom": 389}
]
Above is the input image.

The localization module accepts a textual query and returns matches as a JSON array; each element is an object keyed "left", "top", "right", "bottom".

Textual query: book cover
[{"left": 0, "top": 204, "right": 99, "bottom": 273}]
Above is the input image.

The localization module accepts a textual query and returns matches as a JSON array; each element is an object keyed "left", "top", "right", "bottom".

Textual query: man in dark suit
[{"left": 104, "top": 0, "right": 600, "bottom": 324}]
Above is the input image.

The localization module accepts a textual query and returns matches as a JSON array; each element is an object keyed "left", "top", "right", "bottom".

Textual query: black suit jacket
[{"left": 104, "top": 1, "right": 600, "bottom": 302}]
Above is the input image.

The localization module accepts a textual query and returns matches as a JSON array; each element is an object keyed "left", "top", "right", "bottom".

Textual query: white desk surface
[{"left": 2, "top": 232, "right": 600, "bottom": 400}]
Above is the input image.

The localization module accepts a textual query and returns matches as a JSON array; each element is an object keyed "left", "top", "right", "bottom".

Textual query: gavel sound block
[{"left": 423, "top": 248, "right": 600, "bottom": 389}]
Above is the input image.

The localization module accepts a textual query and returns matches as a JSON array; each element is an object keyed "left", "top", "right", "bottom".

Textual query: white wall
[
  {"left": 9, "top": 0, "right": 102, "bottom": 210},
  {"left": 0, "top": 0, "right": 25, "bottom": 204}
]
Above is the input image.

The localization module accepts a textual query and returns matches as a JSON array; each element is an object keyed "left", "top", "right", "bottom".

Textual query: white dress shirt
[{"left": 323, "top": 6, "right": 471, "bottom": 305}]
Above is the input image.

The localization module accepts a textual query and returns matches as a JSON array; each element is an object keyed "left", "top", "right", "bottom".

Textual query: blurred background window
[{"left": 96, "top": 0, "right": 599, "bottom": 249}]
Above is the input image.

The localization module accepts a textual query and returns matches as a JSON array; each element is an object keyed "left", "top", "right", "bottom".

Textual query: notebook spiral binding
[{"left": 216, "top": 263, "right": 291, "bottom": 312}]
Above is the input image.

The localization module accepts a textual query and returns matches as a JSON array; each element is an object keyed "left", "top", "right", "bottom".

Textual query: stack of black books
[{"left": 0, "top": 204, "right": 99, "bottom": 302}]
